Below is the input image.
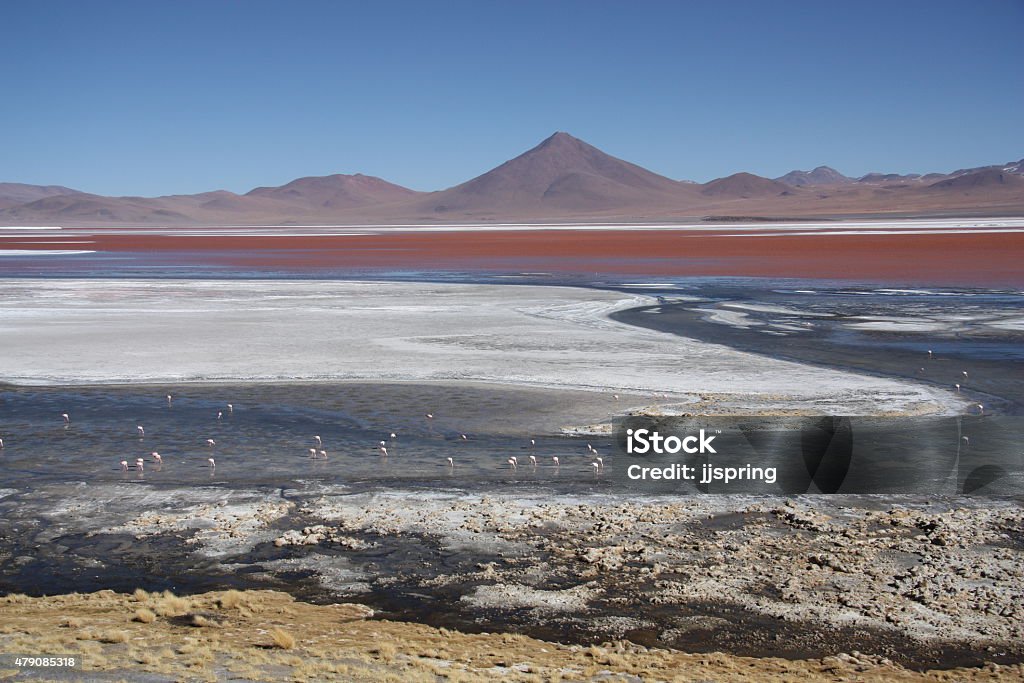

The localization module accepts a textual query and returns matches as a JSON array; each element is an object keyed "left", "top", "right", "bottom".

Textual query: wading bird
[
  {"left": 0, "top": 438, "right": 4, "bottom": 449},
  {"left": 151, "top": 452, "right": 162, "bottom": 464},
  {"left": 447, "top": 457, "right": 454, "bottom": 467},
  {"left": 507, "top": 457, "right": 517, "bottom": 470},
  {"left": 309, "top": 448, "right": 317, "bottom": 458},
  {"left": 955, "top": 383, "right": 961, "bottom": 392},
  {"left": 529, "top": 455, "right": 537, "bottom": 467},
  {"left": 976, "top": 404, "right": 985, "bottom": 415},
  {"left": 120, "top": 460, "right": 129, "bottom": 471},
  {"left": 592, "top": 462, "right": 600, "bottom": 474},
  {"left": 314, "top": 435, "right": 322, "bottom": 447},
  {"left": 594, "top": 456, "right": 604, "bottom": 471},
  {"left": 379, "top": 445, "right": 388, "bottom": 457},
  {"left": 135, "top": 458, "right": 144, "bottom": 472},
  {"left": 206, "top": 439, "right": 216, "bottom": 447},
  {"left": 552, "top": 456, "right": 559, "bottom": 466},
  {"left": 62, "top": 413, "right": 70, "bottom": 424},
  {"left": 217, "top": 411, "right": 222, "bottom": 420},
  {"left": 317, "top": 449, "right": 328, "bottom": 459},
  {"left": 227, "top": 404, "right": 233, "bottom": 414},
  {"left": 166, "top": 395, "right": 172, "bottom": 406},
  {"left": 137, "top": 425, "right": 145, "bottom": 437},
  {"left": 208, "top": 458, "right": 216, "bottom": 468}
]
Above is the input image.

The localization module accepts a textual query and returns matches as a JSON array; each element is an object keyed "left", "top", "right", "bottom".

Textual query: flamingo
[
  {"left": 217, "top": 411, "right": 222, "bottom": 420},
  {"left": 379, "top": 440, "right": 386, "bottom": 447},
  {"left": 425, "top": 413, "right": 434, "bottom": 420},
  {"left": 62, "top": 413, "right": 70, "bottom": 424},
  {"left": 208, "top": 457, "right": 216, "bottom": 468},
  {"left": 976, "top": 404, "right": 985, "bottom": 415},
  {"left": 135, "top": 458, "right": 144, "bottom": 472},
  {"left": 120, "top": 460, "right": 129, "bottom": 471},
  {"left": 460, "top": 434, "right": 468, "bottom": 441},
  {"left": 955, "top": 383, "right": 961, "bottom": 392},
  {"left": 586, "top": 444, "right": 594, "bottom": 453},
  {"left": 314, "top": 435, "right": 322, "bottom": 447},
  {"left": 552, "top": 456, "right": 559, "bottom": 466},
  {"left": 151, "top": 452, "right": 162, "bottom": 464},
  {"left": 389, "top": 432, "right": 397, "bottom": 440},
  {"left": 166, "top": 394, "right": 172, "bottom": 406},
  {"left": 0, "top": 438, "right": 4, "bottom": 449},
  {"left": 206, "top": 438, "right": 216, "bottom": 447},
  {"left": 447, "top": 457, "right": 454, "bottom": 467},
  {"left": 927, "top": 349, "right": 933, "bottom": 359},
  {"left": 592, "top": 462, "right": 600, "bottom": 474},
  {"left": 379, "top": 445, "right": 388, "bottom": 457},
  {"left": 594, "top": 456, "right": 604, "bottom": 470},
  {"left": 962, "top": 371, "right": 969, "bottom": 379},
  {"left": 529, "top": 455, "right": 537, "bottom": 467},
  {"left": 137, "top": 425, "right": 145, "bottom": 438},
  {"left": 227, "top": 404, "right": 233, "bottom": 414},
  {"left": 962, "top": 436, "right": 970, "bottom": 446},
  {"left": 507, "top": 457, "right": 518, "bottom": 470},
  {"left": 530, "top": 439, "right": 536, "bottom": 449},
  {"left": 309, "top": 448, "right": 317, "bottom": 458},
  {"left": 318, "top": 449, "right": 328, "bottom": 459},
  {"left": 613, "top": 394, "right": 619, "bottom": 401}
]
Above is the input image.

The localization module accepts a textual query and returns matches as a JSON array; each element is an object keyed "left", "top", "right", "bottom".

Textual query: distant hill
[
  {"left": 701, "top": 172, "right": 794, "bottom": 198},
  {"left": 776, "top": 166, "right": 851, "bottom": 186},
  {"left": 0, "top": 183, "right": 83, "bottom": 210},
  {"left": 927, "top": 168, "right": 1024, "bottom": 191},
  {"left": 247, "top": 173, "right": 420, "bottom": 208}
]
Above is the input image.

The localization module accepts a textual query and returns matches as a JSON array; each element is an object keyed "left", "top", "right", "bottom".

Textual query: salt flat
[{"left": 0, "top": 279, "right": 960, "bottom": 415}]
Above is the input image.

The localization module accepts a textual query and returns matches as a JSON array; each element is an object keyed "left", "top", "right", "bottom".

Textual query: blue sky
[{"left": 2, "top": 1, "right": 1021, "bottom": 195}]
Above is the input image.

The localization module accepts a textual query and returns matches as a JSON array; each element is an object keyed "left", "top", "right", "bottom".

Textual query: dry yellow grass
[
  {"left": 269, "top": 627, "right": 296, "bottom": 649},
  {"left": 0, "top": 589, "right": 1017, "bottom": 682},
  {"left": 132, "top": 608, "right": 156, "bottom": 624}
]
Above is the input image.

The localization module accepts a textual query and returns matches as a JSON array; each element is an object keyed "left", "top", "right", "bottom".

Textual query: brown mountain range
[{"left": 1, "top": 133, "right": 1021, "bottom": 225}]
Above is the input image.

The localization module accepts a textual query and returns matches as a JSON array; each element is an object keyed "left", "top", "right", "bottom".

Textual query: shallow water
[{"left": 0, "top": 382, "right": 618, "bottom": 493}]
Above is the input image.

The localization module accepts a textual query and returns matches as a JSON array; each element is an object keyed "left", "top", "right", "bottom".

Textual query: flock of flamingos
[{"left": 26, "top": 393, "right": 613, "bottom": 479}]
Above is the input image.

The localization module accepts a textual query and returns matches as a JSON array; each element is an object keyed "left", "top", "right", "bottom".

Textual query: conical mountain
[{"left": 419, "top": 132, "right": 693, "bottom": 214}]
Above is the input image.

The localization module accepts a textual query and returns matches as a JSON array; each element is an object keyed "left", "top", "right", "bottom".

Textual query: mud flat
[{"left": 1, "top": 478, "right": 1022, "bottom": 675}]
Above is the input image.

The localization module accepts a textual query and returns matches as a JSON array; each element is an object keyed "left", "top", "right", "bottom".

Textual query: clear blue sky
[{"left": 2, "top": 0, "right": 1021, "bottom": 196}]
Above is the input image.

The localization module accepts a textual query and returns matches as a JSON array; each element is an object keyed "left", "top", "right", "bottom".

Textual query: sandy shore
[{"left": 0, "top": 278, "right": 962, "bottom": 416}]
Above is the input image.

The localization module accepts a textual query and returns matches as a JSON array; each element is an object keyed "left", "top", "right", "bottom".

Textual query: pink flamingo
[
  {"left": 120, "top": 460, "right": 129, "bottom": 471},
  {"left": 379, "top": 445, "right": 388, "bottom": 457},
  {"left": 151, "top": 452, "right": 162, "bottom": 464},
  {"left": 206, "top": 438, "right": 216, "bottom": 447},
  {"left": 529, "top": 455, "right": 537, "bottom": 467},
  {"left": 227, "top": 404, "right": 233, "bottom": 414},
  {"left": 62, "top": 413, "right": 70, "bottom": 424},
  {"left": 137, "top": 425, "right": 145, "bottom": 438},
  {"left": 447, "top": 457, "right": 454, "bottom": 467},
  {"left": 166, "top": 394, "right": 172, "bottom": 406},
  {"left": 552, "top": 456, "right": 560, "bottom": 466},
  {"left": 460, "top": 434, "right": 468, "bottom": 441},
  {"left": 314, "top": 435, "right": 322, "bottom": 447},
  {"left": 135, "top": 458, "right": 144, "bottom": 472},
  {"left": 976, "top": 404, "right": 985, "bottom": 415},
  {"left": 217, "top": 411, "right": 222, "bottom": 420},
  {"left": 317, "top": 449, "right": 328, "bottom": 459},
  {"left": 592, "top": 462, "right": 600, "bottom": 474},
  {"left": 308, "top": 448, "right": 317, "bottom": 458},
  {"left": 507, "top": 457, "right": 517, "bottom": 470},
  {"left": 208, "top": 457, "right": 216, "bottom": 468},
  {"left": 594, "top": 456, "right": 604, "bottom": 471},
  {"left": 954, "top": 383, "right": 961, "bottom": 392},
  {"left": 0, "top": 438, "right": 4, "bottom": 449}
]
